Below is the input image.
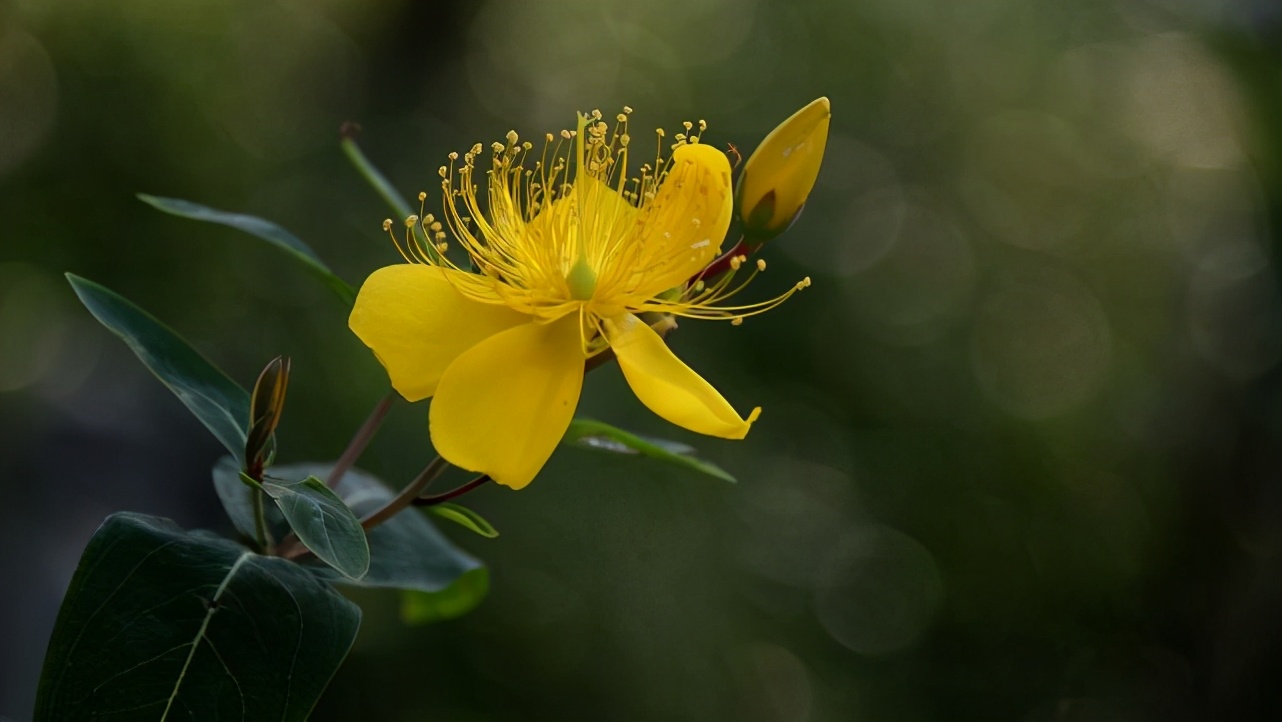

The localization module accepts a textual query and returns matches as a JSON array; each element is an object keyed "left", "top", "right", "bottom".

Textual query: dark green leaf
[
  {"left": 35, "top": 512, "right": 360, "bottom": 722},
  {"left": 137, "top": 194, "right": 356, "bottom": 305},
  {"left": 263, "top": 476, "right": 370, "bottom": 580},
  {"left": 68, "top": 274, "right": 250, "bottom": 463},
  {"left": 271, "top": 463, "right": 487, "bottom": 603},
  {"left": 562, "top": 417, "right": 737, "bottom": 483},
  {"left": 429, "top": 502, "right": 500, "bottom": 538},
  {"left": 400, "top": 568, "right": 490, "bottom": 625}
]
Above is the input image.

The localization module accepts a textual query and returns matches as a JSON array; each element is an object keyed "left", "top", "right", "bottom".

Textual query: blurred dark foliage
[{"left": 1, "top": 1, "right": 1279, "bottom": 720}]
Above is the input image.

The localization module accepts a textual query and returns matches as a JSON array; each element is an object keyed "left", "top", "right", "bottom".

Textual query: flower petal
[
  {"left": 606, "top": 313, "right": 760, "bottom": 439},
  {"left": 349, "top": 264, "right": 527, "bottom": 401},
  {"left": 629, "top": 142, "right": 734, "bottom": 295},
  {"left": 429, "top": 313, "right": 584, "bottom": 489}
]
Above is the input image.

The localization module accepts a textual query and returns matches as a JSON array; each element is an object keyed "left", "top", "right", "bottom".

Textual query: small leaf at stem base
[
  {"left": 429, "top": 502, "right": 500, "bottom": 538},
  {"left": 263, "top": 475, "right": 370, "bottom": 580}
]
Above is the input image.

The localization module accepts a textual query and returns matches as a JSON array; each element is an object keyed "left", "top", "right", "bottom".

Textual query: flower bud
[
  {"left": 245, "top": 355, "right": 290, "bottom": 475},
  {"left": 736, "top": 97, "right": 831, "bottom": 240}
]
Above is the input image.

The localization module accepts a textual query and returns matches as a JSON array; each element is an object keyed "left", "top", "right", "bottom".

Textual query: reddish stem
[
  {"left": 413, "top": 475, "right": 492, "bottom": 506},
  {"left": 326, "top": 391, "right": 396, "bottom": 489},
  {"left": 691, "top": 237, "right": 762, "bottom": 284}
]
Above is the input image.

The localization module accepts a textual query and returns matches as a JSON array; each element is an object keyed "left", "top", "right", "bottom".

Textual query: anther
[
  {"left": 382, "top": 219, "right": 393, "bottom": 231},
  {"left": 731, "top": 317, "right": 744, "bottom": 326},
  {"left": 730, "top": 256, "right": 743, "bottom": 271},
  {"left": 417, "top": 191, "right": 427, "bottom": 202},
  {"left": 756, "top": 259, "right": 767, "bottom": 272},
  {"left": 560, "top": 129, "right": 572, "bottom": 139},
  {"left": 506, "top": 130, "right": 518, "bottom": 145}
]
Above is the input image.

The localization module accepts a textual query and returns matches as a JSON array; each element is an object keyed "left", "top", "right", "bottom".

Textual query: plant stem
[
  {"left": 691, "top": 236, "right": 761, "bottom": 284},
  {"left": 277, "top": 455, "right": 450, "bottom": 561},
  {"left": 358, "top": 456, "right": 451, "bottom": 532},
  {"left": 413, "top": 474, "right": 492, "bottom": 507},
  {"left": 251, "top": 487, "right": 272, "bottom": 554},
  {"left": 326, "top": 391, "right": 396, "bottom": 489},
  {"left": 584, "top": 348, "right": 617, "bottom": 374}
]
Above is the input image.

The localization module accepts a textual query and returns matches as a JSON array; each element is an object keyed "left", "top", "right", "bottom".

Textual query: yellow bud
[{"left": 737, "top": 97, "right": 831, "bottom": 240}]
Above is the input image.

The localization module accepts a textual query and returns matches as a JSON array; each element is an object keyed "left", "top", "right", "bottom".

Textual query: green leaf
[
  {"left": 237, "top": 470, "right": 265, "bottom": 492},
  {"left": 400, "top": 568, "right": 490, "bottom": 625},
  {"left": 35, "top": 512, "right": 360, "bottom": 722},
  {"left": 270, "top": 463, "right": 488, "bottom": 608},
  {"left": 429, "top": 502, "right": 500, "bottom": 538},
  {"left": 68, "top": 274, "right": 250, "bottom": 463},
  {"left": 263, "top": 475, "right": 370, "bottom": 580},
  {"left": 340, "top": 137, "right": 414, "bottom": 220},
  {"left": 339, "top": 137, "right": 441, "bottom": 263},
  {"left": 137, "top": 194, "right": 356, "bottom": 306},
  {"left": 562, "top": 417, "right": 737, "bottom": 483}
]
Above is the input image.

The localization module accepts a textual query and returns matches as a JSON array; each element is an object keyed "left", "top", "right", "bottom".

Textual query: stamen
[{"left": 398, "top": 105, "right": 804, "bottom": 328}]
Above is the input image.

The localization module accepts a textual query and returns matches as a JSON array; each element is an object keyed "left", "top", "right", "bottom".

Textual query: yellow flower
[
  {"left": 350, "top": 109, "right": 810, "bottom": 489},
  {"left": 738, "top": 97, "right": 831, "bottom": 239}
]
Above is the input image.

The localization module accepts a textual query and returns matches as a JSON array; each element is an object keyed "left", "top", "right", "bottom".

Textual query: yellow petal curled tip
[
  {"left": 605, "top": 313, "right": 759, "bottom": 439},
  {"left": 428, "top": 313, "right": 584, "bottom": 489},
  {"left": 738, "top": 96, "right": 831, "bottom": 239},
  {"left": 349, "top": 264, "right": 526, "bottom": 401}
]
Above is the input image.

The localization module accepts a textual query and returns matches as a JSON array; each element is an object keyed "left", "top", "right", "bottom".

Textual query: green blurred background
[{"left": 2, "top": 0, "right": 1280, "bottom": 720}]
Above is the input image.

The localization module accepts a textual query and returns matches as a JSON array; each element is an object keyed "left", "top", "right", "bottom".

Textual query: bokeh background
[{"left": 2, "top": 0, "right": 1280, "bottom": 720}]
